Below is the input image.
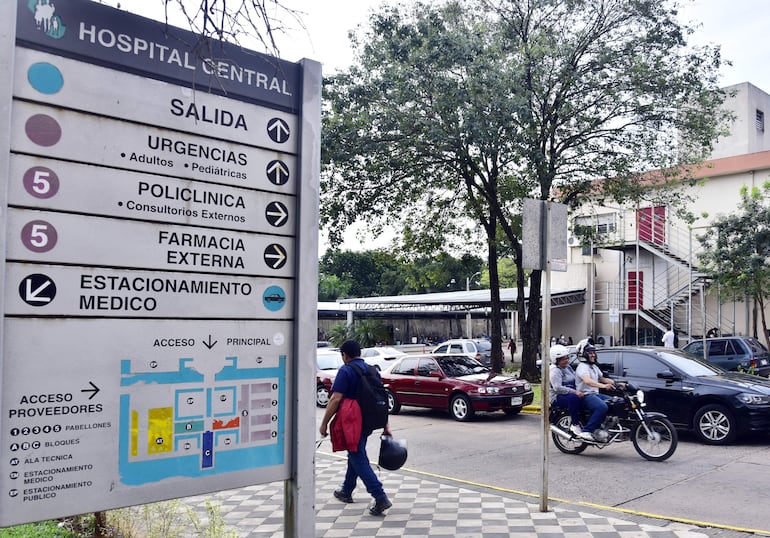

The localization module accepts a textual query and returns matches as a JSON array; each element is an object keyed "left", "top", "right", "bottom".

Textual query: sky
[
  {"left": 104, "top": 0, "right": 770, "bottom": 89},
  {"left": 102, "top": 0, "right": 770, "bottom": 252}
]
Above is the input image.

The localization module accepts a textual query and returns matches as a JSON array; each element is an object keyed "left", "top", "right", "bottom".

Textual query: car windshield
[
  {"left": 658, "top": 350, "right": 724, "bottom": 376},
  {"left": 317, "top": 353, "right": 344, "bottom": 370},
  {"left": 436, "top": 355, "right": 488, "bottom": 377},
  {"left": 474, "top": 341, "right": 492, "bottom": 351},
  {"left": 746, "top": 337, "right": 769, "bottom": 354}
]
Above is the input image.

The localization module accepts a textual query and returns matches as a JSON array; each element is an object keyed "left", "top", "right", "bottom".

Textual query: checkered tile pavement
[{"left": 181, "top": 454, "right": 713, "bottom": 538}]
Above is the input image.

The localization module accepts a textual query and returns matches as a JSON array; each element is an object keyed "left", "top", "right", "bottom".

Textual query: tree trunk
[
  {"left": 518, "top": 269, "right": 542, "bottom": 381},
  {"left": 94, "top": 511, "right": 107, "bottom": 538},
  {"left": 488, "top": 231, "right": 504, "bottom": 372},
  {"left": 757, "top": 293, "right": 770, "bottom": 353}
]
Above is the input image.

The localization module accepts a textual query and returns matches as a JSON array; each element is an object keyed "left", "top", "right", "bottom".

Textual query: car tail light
[{"left": 750, "top": 359, "right": 758, "bottom": 368}]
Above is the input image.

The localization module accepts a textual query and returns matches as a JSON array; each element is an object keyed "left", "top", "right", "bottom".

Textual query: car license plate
[{"left": 511, "top": 396, "right": 522, "bottom": 405}]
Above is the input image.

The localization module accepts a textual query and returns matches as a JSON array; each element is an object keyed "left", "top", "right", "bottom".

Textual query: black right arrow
[{"left": 81, "top": 381, "right": 100, "bottom": 400}]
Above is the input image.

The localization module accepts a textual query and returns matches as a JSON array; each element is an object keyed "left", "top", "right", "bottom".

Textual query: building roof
[{"left": 334, "top": 287, "right": 585, "bottom": 312}]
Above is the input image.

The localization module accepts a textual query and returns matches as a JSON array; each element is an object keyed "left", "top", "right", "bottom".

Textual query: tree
[
  {"left": 321, "top": 0, "right": 729, "bottom": 379},
  {"left": 697, "top": 183, "right": 770, "bottom": 351},
  {"left": 327, "top": 319, "right": 390, "bottom": 347},
  {"left": 154, "top": 0, "right": 305, "bottom": 55}
]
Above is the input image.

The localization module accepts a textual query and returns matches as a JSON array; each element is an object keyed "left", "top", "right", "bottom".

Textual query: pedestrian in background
[
  {"left": 662, "top": 328, "right": 675, "bottom": 348},
  {"left": 319, "top": 340, "right": 393, "bottom": 516}
]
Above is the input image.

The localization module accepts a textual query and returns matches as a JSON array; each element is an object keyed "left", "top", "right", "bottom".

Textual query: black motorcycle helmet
[
  {"left": 581, "top": 344, "right": 597, "bottom": 362},
  {"left": 378, "top": 434, "right": 407, "bottom": 471}
]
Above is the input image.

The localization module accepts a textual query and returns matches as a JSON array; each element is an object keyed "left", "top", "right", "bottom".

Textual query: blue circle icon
[
  {"left": 28, "top": 62, "right": 64, "bottom": 95},
  {"left": 262, "top": 286, "right": 286, "bottom": 312}
]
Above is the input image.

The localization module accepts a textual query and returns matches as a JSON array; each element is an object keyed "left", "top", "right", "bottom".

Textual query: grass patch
[{"left": 0, "top": 501, "right": 238, "bottom": 538}]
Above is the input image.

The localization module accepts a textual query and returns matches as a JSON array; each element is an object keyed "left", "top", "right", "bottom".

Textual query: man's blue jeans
[
  {"left": 341, "top": 432, "right": 386, "bottom": 501},
  {"left": 582, "top": 393, "right": 610, "bottom": 432}
]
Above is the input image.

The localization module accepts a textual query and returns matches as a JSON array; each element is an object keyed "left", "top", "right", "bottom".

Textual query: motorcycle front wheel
[
  {"left": 551, "top": 415, "right": 587, "bottom": 454},
  {"left": 631, "top": 417, "right": 678, "bottom": 461}
]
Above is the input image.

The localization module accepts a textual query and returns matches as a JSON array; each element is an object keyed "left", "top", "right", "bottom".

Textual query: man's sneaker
[
  {"left": 570, "top": 424, "right": 582, "bottom": 436},
  {"left": 578, "top": 431, "right": 595, "bottom": 441},
  {"left": 333, "top": 489, "right": 353, "bottom": 503},
  {"left": 368, "top": 497, "right": 392, "bottom": 515}
]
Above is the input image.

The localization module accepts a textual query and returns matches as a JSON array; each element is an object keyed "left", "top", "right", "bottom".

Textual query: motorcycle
[{"left": 549, "top": 382, "right": 678, "bottom": 461}]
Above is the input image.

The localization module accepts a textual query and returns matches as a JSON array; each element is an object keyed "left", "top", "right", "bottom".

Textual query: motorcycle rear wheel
[
  {"left": 631, "top": 417, "right": 678, "bottom": 461},
  {"left": 551, "top": 415, "right": 587, "bottom": 454}
]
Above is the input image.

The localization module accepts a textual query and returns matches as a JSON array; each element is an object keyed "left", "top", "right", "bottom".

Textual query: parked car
[
  {"left": 316, "top": 348, "right": 343, "bottom": 408},
  {"left": 380, "top": 354, "right": 533, "bottom": 421},
  {"left": 682, "top": 337, "right": 770, "bottom": 377},
  {"left": 361, "top": 346, "right": 408, "bottom": 371},
  {"left": 431, "top": 339, "right": 492, "bottom": 365},
  {"left": 595, "top": 346, "right": 770, "bottom": 444}
]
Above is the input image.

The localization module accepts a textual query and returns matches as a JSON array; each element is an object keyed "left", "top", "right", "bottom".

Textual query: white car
[
  {"left": 361, "top": 346, "right": 408, "bottom": 371},
  {"left": 432, "top": 339, "right": 492, "bottom": 365}
]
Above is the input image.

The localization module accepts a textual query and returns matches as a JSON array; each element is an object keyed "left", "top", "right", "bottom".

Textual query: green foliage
[
  {"left": 327, "top": 320, "right": 390, "bottom": 347},
  {"left": 697, "top": 182, "right": 770, "bottom": 349},
  {"left": 319, "top": 249, "right": 484, "bottom": 300},
  {"left": 321, "top": 0, "right": 728, "bottom": 380},
  {"left": 0, "top": 501, "right": 237, "bottom": 538},
  {"left": 353, "top": 319, "right": 391, "bottom": 347},
  {"left": 0, "top": 521, "right": 79, "bottom": 537},
  {"left": 327, "top": 322, "right": 354, "bottom": 346}
]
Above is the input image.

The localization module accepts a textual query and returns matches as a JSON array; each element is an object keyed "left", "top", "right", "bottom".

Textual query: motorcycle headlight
[
  {"left": 737, "top": 392, "right": 770, "bottom": 405},
  {"left": 636, "top": 390, "right": 645, "bottom": 404}
]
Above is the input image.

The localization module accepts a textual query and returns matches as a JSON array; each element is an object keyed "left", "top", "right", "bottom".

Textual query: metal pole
[
  {"left": 688, "top": 228, "right": 693, "bottom": 342},
  {"left": 540, "top": 202, "right": 551, "bottom": 512},
  {"left": 466, "top": 276, "right": 472, "bottom": 339},
  {"left": 635, "top": 217, "right": 640, "bottom": 345}
]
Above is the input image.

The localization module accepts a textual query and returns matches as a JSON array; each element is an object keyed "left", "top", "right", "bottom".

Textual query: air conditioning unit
[
  {"left": 595, "top": 334, "right": 613, "bottom": 347},
  {"left": 567, "top": 236, "right": 580, "bottom": 247}
]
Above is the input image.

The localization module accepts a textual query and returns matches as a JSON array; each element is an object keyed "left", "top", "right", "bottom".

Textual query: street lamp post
[{"left": 466, "top": 271, "right": 481, "bottom": 339}]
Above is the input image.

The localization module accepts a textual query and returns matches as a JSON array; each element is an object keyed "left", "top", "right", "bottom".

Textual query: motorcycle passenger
[
  {"left": 575, "top": 344, "right": 618, "bottom": 441},
  {"left": 549, "top": 345, "right": 585, "bottom": 435}
]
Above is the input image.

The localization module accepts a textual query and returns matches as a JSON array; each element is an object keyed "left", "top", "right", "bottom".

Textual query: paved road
[{"left": 362, "top": 405, "right": 770, "bottom": 535}]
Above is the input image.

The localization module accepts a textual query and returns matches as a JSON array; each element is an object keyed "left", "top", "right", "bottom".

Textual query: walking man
[{"left": 319, "top": 340, "right": 393, "bottom": 515}]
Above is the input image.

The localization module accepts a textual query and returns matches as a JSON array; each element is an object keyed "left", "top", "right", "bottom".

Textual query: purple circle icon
[
  {"left": 25, "top": 114, "right": 62, "bottom": 147},
  {"left": 22, "top": 166, "right": 60, "bottom": 198},
  {"left": 21, "top": 220, "right": 58, "bottom": 253}
]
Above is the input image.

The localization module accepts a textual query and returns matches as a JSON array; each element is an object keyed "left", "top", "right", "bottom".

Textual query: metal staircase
[{"left": 592, "top": 209, "right": 731, "bottom": 344}]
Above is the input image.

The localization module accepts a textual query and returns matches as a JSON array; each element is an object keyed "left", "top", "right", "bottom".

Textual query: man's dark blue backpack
[{"left": 350, "top": 362, "right": 389, "bottom": 433}]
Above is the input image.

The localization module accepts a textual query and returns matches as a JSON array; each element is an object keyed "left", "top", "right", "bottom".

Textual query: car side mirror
[
  {"left": 656, "top": 370, "right": 679, "bottom": 381},
  {"left": 429, "top": 371, "right": 443, "bottom": 379}
]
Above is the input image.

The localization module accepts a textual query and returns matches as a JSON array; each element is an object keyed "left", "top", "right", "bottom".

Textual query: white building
[{"left": 555, "top": 82, "right": 770, "bottom": 347}]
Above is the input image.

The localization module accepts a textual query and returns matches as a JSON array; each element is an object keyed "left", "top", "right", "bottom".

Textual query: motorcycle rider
[
  {"left": 575, "top": 344, "right": 619, "bottom": 441},
  {"left": 549, "top": 345, "right": 585, "bottom": 435}
]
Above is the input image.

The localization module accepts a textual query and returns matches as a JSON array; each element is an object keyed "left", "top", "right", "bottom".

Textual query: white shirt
[{"left": 662, "top": 330, "right": 675, "bottom": 348}]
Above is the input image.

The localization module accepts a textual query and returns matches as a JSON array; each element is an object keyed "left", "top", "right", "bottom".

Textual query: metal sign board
[
  {"left": 1, "top": 0, "right": 320, "bottom": 529},
  {"left": 522, "top": 199, "right": 568, "bottom": 272}
]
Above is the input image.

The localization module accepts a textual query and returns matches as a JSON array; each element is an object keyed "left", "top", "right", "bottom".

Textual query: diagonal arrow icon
[{"left": 26, "top": 279, "right": 52, "bottom": 302}]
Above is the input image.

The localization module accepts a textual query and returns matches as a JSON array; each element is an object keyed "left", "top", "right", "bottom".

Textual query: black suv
[
  {"left": 682, "top": 337, "right": 770, "bottom": 377},
  {"left": 595, "top": 346, "right": 770, "bottom": 444}
]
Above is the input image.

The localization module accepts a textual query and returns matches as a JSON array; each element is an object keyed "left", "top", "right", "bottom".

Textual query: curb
[{"left": 522, "top": 405, "right": 541, "bottom": 414}]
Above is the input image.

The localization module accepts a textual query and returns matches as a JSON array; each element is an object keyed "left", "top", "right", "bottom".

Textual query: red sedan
[{"left": 381, "top": 354, "right": 533, "bottom": 421}]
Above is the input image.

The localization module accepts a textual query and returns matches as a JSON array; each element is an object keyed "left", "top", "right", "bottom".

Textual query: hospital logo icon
[{"left": 27, "top": 0, "right": 66, "bottom": 39}]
